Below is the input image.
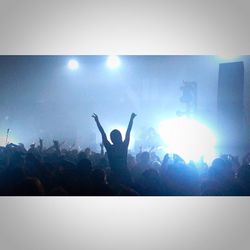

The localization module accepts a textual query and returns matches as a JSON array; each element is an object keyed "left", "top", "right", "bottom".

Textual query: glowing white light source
[
  {"left": 158, "top": 117, "right": 217, "bottom": 164},
  {"left": 106, "top": 55, "right": 121, "bottom": 69},
  {"left": 67, "top": 59, "right": 79, "bottom": 70}
]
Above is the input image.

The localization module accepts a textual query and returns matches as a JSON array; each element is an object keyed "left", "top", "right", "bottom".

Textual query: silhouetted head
[
  {"left": 110, "top": 129, "right": 122, "bottom": 144},
  {"left": 84, "top": 147, "right": 91, "bottom": 157},
  {"left": 140, "top": 151, "right": 150, "bottom": 164},
  {"left": 209, "top": 157, "right": 233, "bottom": 181}
]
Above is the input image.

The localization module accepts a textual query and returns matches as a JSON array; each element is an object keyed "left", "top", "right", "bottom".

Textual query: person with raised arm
[{"left": 92, "top": 113, "right": 136, "bottom": 187}]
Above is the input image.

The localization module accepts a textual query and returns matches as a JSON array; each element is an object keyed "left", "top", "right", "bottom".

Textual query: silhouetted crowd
[
  {"left": 1, "top": 139, "right": 250, "bottom": 196},
  {"left": 0, "top": 113, "right": 250, "bottom": 196}
]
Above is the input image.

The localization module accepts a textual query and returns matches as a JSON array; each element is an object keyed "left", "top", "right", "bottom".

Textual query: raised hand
[
  {"left": 125, "top": 113, "right": 137, "bottom": 145},
  {"left": 53, "top": 140, "right": 59, "bottom": 147},
  {"left": 131, "top": 113, "right": 137, "bottom": 119},
  {"left": 91, "top": 113, "right": 108, "bottom": 146},
  {"left": 53, "top": 140, "right": 61, "bottom": 153},
  {"left": 92, "top": 113, "right": 99, "bottom": 122}
]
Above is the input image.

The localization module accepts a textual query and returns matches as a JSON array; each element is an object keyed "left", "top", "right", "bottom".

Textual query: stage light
[
  {"left": 67, "top": 59, "right": 79, "bottom": 70},
  {"left": 106, "top": 55, "right": 121, "bottom": 69},
  {"left": 158, "top": 117, "right": 217, "bottom": 164}
]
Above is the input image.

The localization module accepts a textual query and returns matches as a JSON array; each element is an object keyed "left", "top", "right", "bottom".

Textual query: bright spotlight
[
  {"left": 158, "top": 117, "right": 217, "bottom": 164},
  {"left": 67, "top": 59, "right": 79, "bottom": 70},
  {"left": 106, "top": 55, "right": 121, "bottom": 69}
]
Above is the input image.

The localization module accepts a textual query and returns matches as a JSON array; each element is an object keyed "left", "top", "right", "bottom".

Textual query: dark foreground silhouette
[{"left": 0, "top": 113, "right": 250, "bottom": 196}]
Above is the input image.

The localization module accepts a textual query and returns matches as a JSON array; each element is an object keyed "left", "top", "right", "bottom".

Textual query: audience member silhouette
[{"left": 92, "top": 113, "right": 136, "bottom": 189}]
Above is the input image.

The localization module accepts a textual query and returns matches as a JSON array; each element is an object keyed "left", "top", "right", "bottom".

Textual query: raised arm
[
  {"left": 53, "top": 140, "right": 61, "bottom": 155},
  {"left": 38, "top": 138, "right": 43, "bottom": 153},
  {"left": 125, "top": 113, "right": 136, "bottom": 145},
  {"left": 92, "top": 113, "right": 109, "bottom": 146}
]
